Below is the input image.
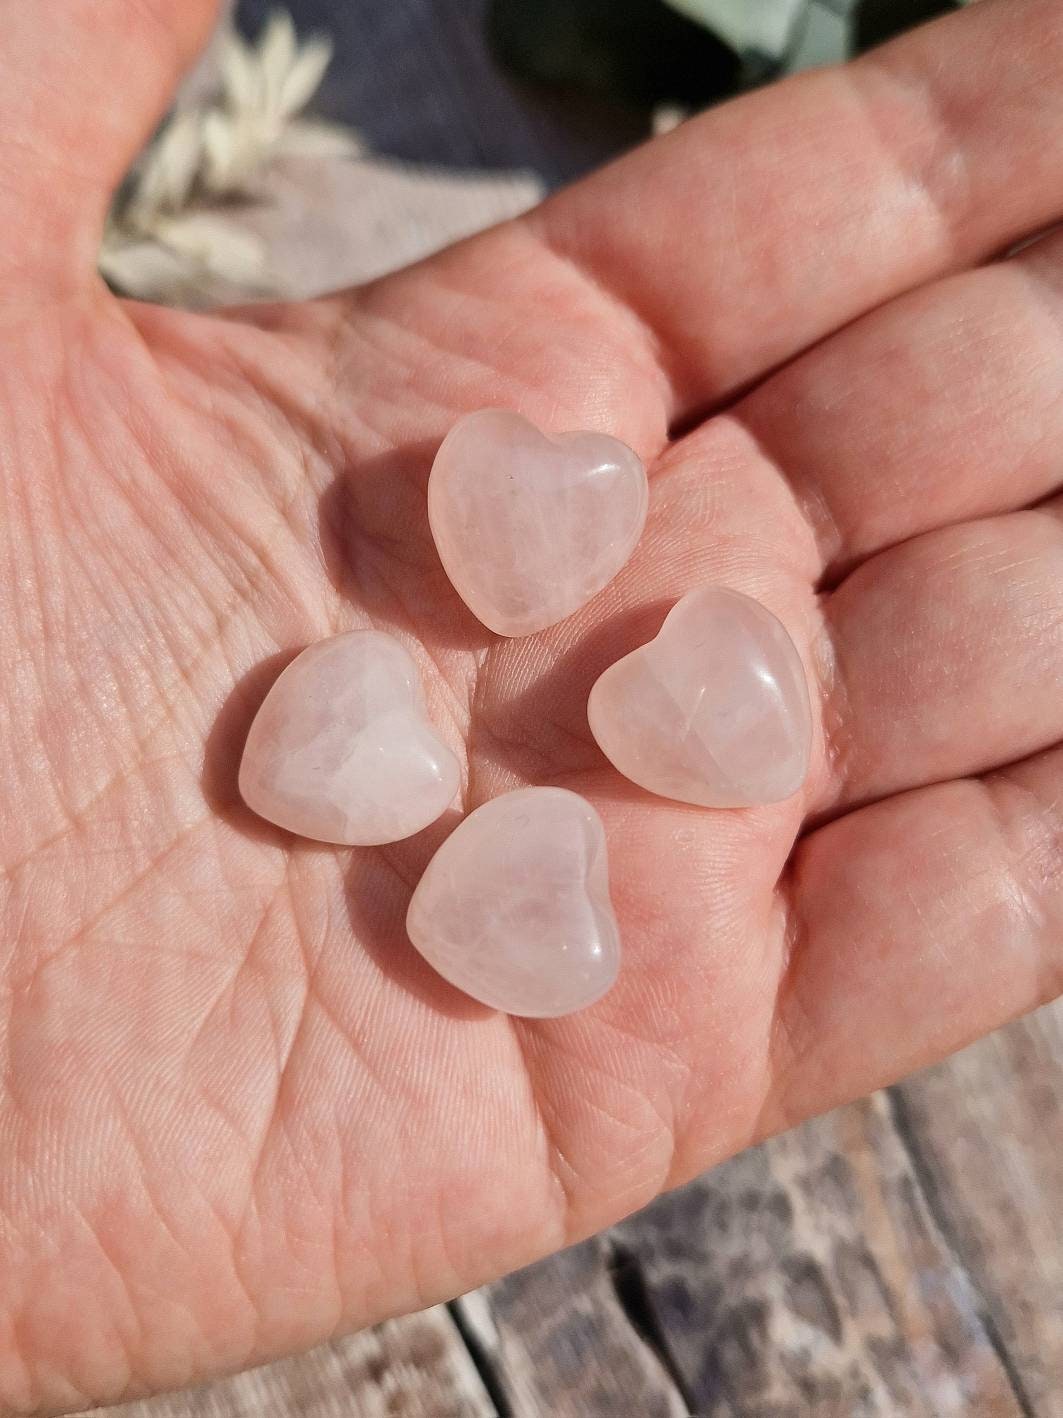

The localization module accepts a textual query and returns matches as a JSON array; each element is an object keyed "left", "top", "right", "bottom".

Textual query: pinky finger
[{"left": 768, "top": 745, "right": 1063, "bottom": 1131}]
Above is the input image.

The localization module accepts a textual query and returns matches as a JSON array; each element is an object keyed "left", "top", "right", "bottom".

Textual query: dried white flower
[{"left": 102, "top": 9, "right": 360, "bottom": 304}]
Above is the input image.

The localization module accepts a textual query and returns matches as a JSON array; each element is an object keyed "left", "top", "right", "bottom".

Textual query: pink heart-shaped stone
[
  {"left": 406, "top": 787, "right": 620, "bottom": 1017},
  {"left": 239, "top": 631, "right": 460, "bottom": 845},
  {"left": 588, "top": 587, "right": 812, "bottom": 808},
  {"left": 428, "top": 409, "right": 648, "bottom": 636}
]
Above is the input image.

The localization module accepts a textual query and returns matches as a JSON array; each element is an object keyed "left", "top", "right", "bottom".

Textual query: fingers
[
  {"left": 529, "top": 0, "right": 1063, "bottom": 417},
  {"left": 737, "top": 223, "right": 1063, "bottom": 577},
  {"left": 0, "top": 0, "right": 220, "bottom": 288},
  {"left": 814, "top": 502, "right": 1063, "bottom": 815},
  {"left": 768, "top": 743, "right": 1063, "bottom": 1134}
]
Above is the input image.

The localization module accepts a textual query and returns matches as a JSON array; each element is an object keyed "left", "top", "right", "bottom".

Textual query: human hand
[{"left": 2, "top": 0, "right": 1062, "bottom": 1409}]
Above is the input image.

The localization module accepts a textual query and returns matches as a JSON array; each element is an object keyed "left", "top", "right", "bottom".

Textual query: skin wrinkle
[
  {"left": 86, "top": 1069, "right": 266, "bottom": 1383},
  {"left": 83, "top": 1094, "right": 256, "bottom": 1395},
  {"left": 0, "top": 750, "right": 196, "bottom": 885},
  {"left": 47, "top": 453, "right": 261, "bottom": 749},
  {"left": 469, "top": 687, "right": 597, "bottom": 786},
  {"left": 4, "top": 402, "right": 63, "bottom": 727},
  {"left": 346, "top": 284, "right": 550, "bottom": 424},
  {"left": 654, "top": 415, "right": 825, "bottom": 580},
  {"left": 1017, "top": 785, "right": 1063, "bottom": 899},
  {"left": 121, "top": 314, "right": 344, "bottom": 585},
  {"left": 329, "top": 533, "right": 475, "bottom": 746},
  {"left": 152, "top": 318, "right": 483, "bottom": 741},
  {"left": 513, "top": 990, "right": 697, "bottom": 1234},
  {"left": 766, "top": 883, "right": 818, "bottom": 1114},
  {"left": 242, "top": 950, "right": 326, "bottom": 1197},
  {"left": 102, "top": 403, "right": 324, "bottom": 643},
  {"left": 91, "top": 1079, "right": 191, "bottom": 1288},
  {"left": 74, "top": 493, "right": 270, "bottom": 787},
  {"left": 75, "top": 1217, "right": 143, "bottom": 1396},
  {"left": 11, "top": 824, "right": 202, "bottom": 988},
  {"left": 842, "top": 64, "right": 963, "bottom": 273},
  {"left": 810, "top": 591, "right": 870, "bottom": 819},
  {"left": 180, "top": 880, "right": 304, "bottom": 1096},
  {"left": 986, "top": 770, "right": 1063, "bottom": 956},
  {"left": 21, "top": 394, "right": 331, "bottom": 871},
  {"left": 508, "top": 1021, "right": 594, "bottom": 1242},
  {"left": 515, "top": 220, "right": 674, "bottom": 428},
  {"left": 346, "top": 242, "right": 667, "bottom": 448},
  {"left": 179, "top": 1191, "right": 262, "bottom": 1376},
  {"left": 238, "top": 1075, "right": 339, "bottom": 1268}
]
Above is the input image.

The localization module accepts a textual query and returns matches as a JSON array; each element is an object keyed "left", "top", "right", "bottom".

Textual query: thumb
[{"left": 0, "top": 0, "right": 220, "bottom": 291}]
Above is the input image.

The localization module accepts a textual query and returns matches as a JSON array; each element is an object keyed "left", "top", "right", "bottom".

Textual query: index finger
[{"left": 529, "top": 0, "right": 1063, "bottom": 420}]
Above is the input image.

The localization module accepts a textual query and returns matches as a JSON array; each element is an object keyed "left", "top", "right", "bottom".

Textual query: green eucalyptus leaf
[{"left": 661, "top": 0, "right": 807, "bottom": 57}]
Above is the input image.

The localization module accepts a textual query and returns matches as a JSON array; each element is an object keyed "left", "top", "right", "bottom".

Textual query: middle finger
[{"left": 735, "top": 223, "right": 1063, "bottom": 580}]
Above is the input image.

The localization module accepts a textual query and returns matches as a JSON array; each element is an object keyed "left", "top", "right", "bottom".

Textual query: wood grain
[
  {"left": 892, "top": 1007, "right": 1063, "bottom": 1415},
  {"left": 99, "top": 1307, "right": 494, "bottom": 1418},
  {"left": 454, "top": 1238, "right": 690, "bottom": 1416},
  {"left": 608, "top": 1088, "right": 1029, "bottom": 1416}
]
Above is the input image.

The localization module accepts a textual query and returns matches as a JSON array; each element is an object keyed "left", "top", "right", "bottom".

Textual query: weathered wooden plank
[
  {"left": 892, "top": 1003, "right": 1063, "bottom": 1414},
  {"left": 98, "top": 1306, "right": 495, "bottom": 1418},
  {"left": 456, "top": 1238, "right": 691, "bottom": 1418},
  {"left": 610, "top": 1092, "right": 1026, "bottom": 1416}
]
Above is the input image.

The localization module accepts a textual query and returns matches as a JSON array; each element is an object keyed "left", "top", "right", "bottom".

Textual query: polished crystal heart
[
  {"left": 406, "top": 787, "right": 620, "bottom": 1017},
  {"left": 428, "top": 409, "right": 649, "bottom": 636},
  {"left": 239, "top": 631, "right": 460, "bottom": 845},
  {"left": 588, "top": 587, "right": 812, "bottom": 808}
]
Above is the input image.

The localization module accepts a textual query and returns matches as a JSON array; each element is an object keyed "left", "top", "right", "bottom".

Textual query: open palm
[{"left": 3, "top": 0, "right": 1063, "bottom": 1409}]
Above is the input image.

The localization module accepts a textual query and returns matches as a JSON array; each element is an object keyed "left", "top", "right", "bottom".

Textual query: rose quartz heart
[
  {"left": 406, "top": 787, "right": 620, "bottom": 1017},
  {"left": 588, "top": 587, "right": 812, "bottom": 808},
  {"left": 239, "top": 630, "right": 460, "bottom": 845},
  {"left": 428, "top": 409, "right": 648, "bottom": 637}
]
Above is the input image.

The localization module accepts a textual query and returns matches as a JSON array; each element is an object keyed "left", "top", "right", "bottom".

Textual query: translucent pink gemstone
[
  {"left": 428, "top": 409, "right": 648, "bottom": 637},
  {"left": 588, "top": 587, "right": 812, "bottom": 808},
  {"left": 239, "top": 631, "right": 460, "bottom": 845},
  {"left": 406, "top": 788, "right": 620, "bottom": 1017}
]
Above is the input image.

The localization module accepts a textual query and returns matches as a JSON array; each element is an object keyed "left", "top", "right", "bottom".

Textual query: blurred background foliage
[{"left": 484, "top": 0, "right": 962, "bottom": 108}]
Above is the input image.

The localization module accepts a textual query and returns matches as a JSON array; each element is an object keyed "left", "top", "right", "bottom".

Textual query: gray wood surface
[
  {"left": 104, "top": 1307, "right": 497, "bottom": 1418},
  {"left": 98, "top": 3, "right": 1063, "bottom": 1414}
]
